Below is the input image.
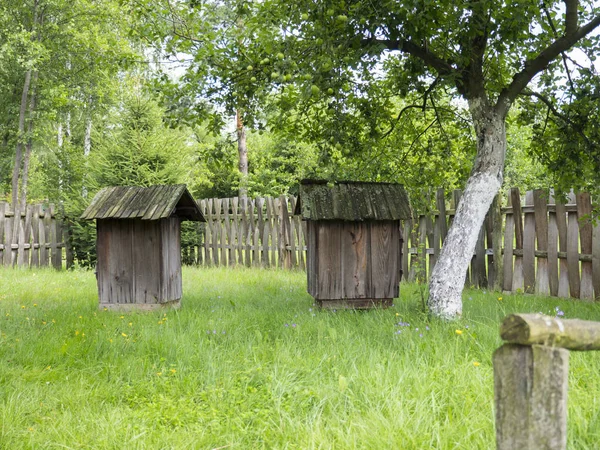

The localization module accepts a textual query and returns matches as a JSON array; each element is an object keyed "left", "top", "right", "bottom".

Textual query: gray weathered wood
[
  {"left": 523, "top": 191, "right": 535, "bottom": 293},
  {"left": 501, "top": 313, "right": 600, "bottom": 350},
  {"left": 593, "top": 222, "right": 600, "bottom": 300},
  {"left": 577, "top": 192, "right": 594, "bottom": 300},
  {"left": 547, "top": 192, "right": 559, "bottom": 296},
  {"left": 490, "top": 193, "right": 504, "bottom": 290},
  {"left": 503, "top": 193, "right": 514, "bottom": 292},
  {"left": 511, "top": 188, "right": 525, "bottom": 292},
  {"left": 494, "top": 344, "right": 568, "bottom": 450},
  {"left": 533, "top": 190, "right": 549, "bottom": 295},
  {"left": 567, "top": 192, "right": 580, "bottom": 298},
  {"left": 555, "top": 196, "right": 570, "bottom": 298}
]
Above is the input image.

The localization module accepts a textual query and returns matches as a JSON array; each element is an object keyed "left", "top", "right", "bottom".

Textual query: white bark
[
  {"left": 84, "top": 117, "right": 92, "bottom": 157},
  {"left": 428, "top": 106, "right": 506, "bottom": 319}
]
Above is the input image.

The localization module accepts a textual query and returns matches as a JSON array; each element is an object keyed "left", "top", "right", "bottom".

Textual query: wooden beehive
[
  {"left": 81, "top": 184, "right": 204, "bottom": 310},
  {"left": 296, "top": 181, "right": 412, "bottom": 309}
]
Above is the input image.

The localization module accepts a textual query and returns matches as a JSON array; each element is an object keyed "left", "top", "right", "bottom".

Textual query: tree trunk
[
  {"left": 236, "top": 109, "right": 248, "bottom": 199},
  {"left": 19, "top": 71, "right": 38, "bottom": 211},
  {"left": 11, "top": 70, "right": 32, "bottom": 209},
  {"left": 428, "top": 104, "right": 506, "bottom": 319}
]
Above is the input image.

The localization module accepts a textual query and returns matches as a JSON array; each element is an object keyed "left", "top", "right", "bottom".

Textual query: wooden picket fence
[
  {"left": 190, "top": 196, "right": 307, "bottom": 269},
  {"left": 191, "top": 187, "right": 600, "bottom": 300},
  {"left": 0, "top": 202, "right": 71, "bottom": 269}
]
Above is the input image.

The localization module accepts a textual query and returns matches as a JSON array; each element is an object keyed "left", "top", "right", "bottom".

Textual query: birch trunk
[
  {"left": 236, "top": 109, "right": 248, "bottom": 200},
  {"left": 428, "top": 103, "right": 506, "bottom": 319}
]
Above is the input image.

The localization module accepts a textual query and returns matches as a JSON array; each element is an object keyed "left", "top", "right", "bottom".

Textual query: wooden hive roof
[
  {"left": 295, "top": 180, "right": 412, "bottom": 221},
  {"left": 80, "top": 184, "right": 205, "bottom": 221}
]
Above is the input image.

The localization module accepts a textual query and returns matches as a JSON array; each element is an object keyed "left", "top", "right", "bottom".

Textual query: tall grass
[{"left": 1, "top": 267, "right": 599, "bottom": 449}]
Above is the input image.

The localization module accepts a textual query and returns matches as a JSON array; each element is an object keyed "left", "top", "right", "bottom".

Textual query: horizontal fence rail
[
  {"left": 0, "top": 202, "right": 70, "bottom": 269},
  {"left": 189, "top": 187, "right": 600, "bottom": 300}
]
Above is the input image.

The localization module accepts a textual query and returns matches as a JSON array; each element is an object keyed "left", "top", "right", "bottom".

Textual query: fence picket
[
  {"left": 577, "top": 192, "right": 594, "bottom": 300},
  {"left": 555, "top": 196, "right": 569, "bottom": 298},
  {"left": 567, "top": 192, "right": 580, "bottom": 298},
  {"left": 547, "top": 192, "right": 559, "bottom": 297},
  {"left": 533, "top": 190, "right": 549, "bottom": 295}
]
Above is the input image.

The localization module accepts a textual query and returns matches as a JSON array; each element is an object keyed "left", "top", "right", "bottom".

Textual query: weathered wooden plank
[
  {"left": 260, "top": 199, "right": 270, "bottom": 267},
  {"left": 577, "top": 192, "right": 594, "bottom": 300},
  {"left": 555, "top": 195, "right": 569, "bottom": 298},
  {"left": 474, "top": 220, "right": 487, "bottom": 288},
  {"left": 370, "top": 221, "right": 400, "bottom": 299},
  {"left": 251, "top": 199, "right": 260, "bottom": 266},
  {"left": 547, "top": 192, "right": 559, "bottom": 297},
  {"left": 39, "top": 205, "right": 48, "bottom": 266},
  {"left": 436, "top": 188, "right": 448, "bottom": 241},
  {"left": 426, "top": 214, "right": 435, "bottom": 277},
  {"left": 490, "top": 193, "right": 504, "bottom": 290},
  {"left": 23, "top": 205, "right": 34, "bottom": 267},
  {"left": 0, "top": 203, "right": 5, "bottom": 265},
  {"left": 272, "top": 197, "right": 280, "bottom": 267},
  {"left": 593, "top": 222, "right": 600, "bottom": 300},
  {"left": 511, "top": 188, "right": 525, "bottom": 292},
  {"left": 523, "top": 191, "right": 535, "bottom": 294},
  {"left": 214, "top": 198, "right": 222, "bottom": 266},
  {"left": 408, "top": 219, "right": 418, "bottom": 282},
  {"left": 533, "top": 190, "right": 549, "bottom": 295},
  {"left": 232, "top": 197, "right": 242, "bottom": 265},
  {"left": 202, "top": 200, "right": 212, "bottom": 266},
  {"left": 419, "top": 215, "right": 428, "bottom": 282},
  {"left": 280, "top": 196, "right": 293, "bottom": 269},
  {"left": 503, "top": 193, "right": 515, "bottom": 292},
  {"left": 501, "top": 313, "right": 600, "bottom": 350},
  {"left": 402, "top": 219, "right": 411, "bottom": 282},
  {"left": 240, "top": 197, "right": 251, "bottom": 267},
  {"left": 306, "top": 221, "right": 317, "bottom": 297},
  {"left": 224, "top": 198, "right": 233, "bottom": 266},
  {"left": 132, "top": 219, "right": 161, "bottom": 303},
  {"left": 30, "top": 205, "right": 41, "bottom": 267},
  {"left": 494, "top": 344, "right": 568, "bottom": 450},
  {"left": 567, "top": 192, "right": 580, "bottom": 298},
  {"left": 50, "top": 205, "right": 62, "bottom": 269},
  {"left": 341, "top": 222, "right": 369, "bottom": 299},
  {"left": 316, "top": 222, "right": 342, "bottom": 299},
  {"left": 255, "top": 198, "right": 264, "bottom": 266}
]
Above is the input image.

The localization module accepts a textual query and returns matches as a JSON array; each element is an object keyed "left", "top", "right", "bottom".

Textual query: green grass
[{"left": 1, "top": 267, "right": 600, "bottom": 449}]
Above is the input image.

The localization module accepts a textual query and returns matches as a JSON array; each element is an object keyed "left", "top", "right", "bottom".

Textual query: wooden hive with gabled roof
[
  {"left": 296, "top": 180, "right": 412, "bottom": 309},
  {"left": 81, "top": 184, "right": 204, "bottom": 310}
]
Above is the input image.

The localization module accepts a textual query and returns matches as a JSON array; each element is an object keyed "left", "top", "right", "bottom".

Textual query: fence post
[{"left": 494, "top": 343, "right": 569, "bottom": 450}]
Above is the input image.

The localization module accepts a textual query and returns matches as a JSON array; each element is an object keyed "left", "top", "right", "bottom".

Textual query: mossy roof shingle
[
  {"left": 295, "top": 180, "right": 412, "bottom": 221},
  {"left": 80, "top": 184, "right": 204, "bottom": 221}
]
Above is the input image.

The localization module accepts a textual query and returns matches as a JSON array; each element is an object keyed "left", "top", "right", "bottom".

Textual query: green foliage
[
  {"left": 88, "top": 94, "right": 195, "bottom": 189},
  {"left": 1, "top": 267, "right": 600, "bottom": 447}
]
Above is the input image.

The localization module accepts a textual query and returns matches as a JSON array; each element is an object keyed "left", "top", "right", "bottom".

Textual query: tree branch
[
  {"left": 361, "top": 38, "right": 457, "bottom": 78},
  {"left": 542, "top": 2, "right": 575, "bottom": 91},
  {"left": 520, "top": 89, "right": 592, "bottom": 148},
  {"left": 496, "top": 14, "right": 600, "bottom": 116},
  {"left": 565, "top": 0, "right": 579, "bottom": 36}
]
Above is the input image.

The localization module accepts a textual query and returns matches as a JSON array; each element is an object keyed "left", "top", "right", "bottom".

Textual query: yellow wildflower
[
  {"left": 128, "top": 322, "right": 132, "bottom": 327},
  {"left": 170, "top": 369, "right": 176, "bottom": 374},
  {"left": 121, "top": 332, "right": 128, "bottom": 337},
  {"left": 498, "top": 297, "right": 502, "bottom": 301},
  {"left": 473, "top": 361, "right": 480, "bottom": 367},
  {"left": 157, "top": 372, "right": 162, "bottom": 376},
  {"left": 455, "top": 329, "right": 463, "bottom": 335},
  {"left": 33, "top": 304, "right": 37, "bottom": 307}
]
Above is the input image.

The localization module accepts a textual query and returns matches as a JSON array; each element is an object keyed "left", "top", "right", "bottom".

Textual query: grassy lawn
[{"left": 1, "top": 267, "right": 600, "bottom": 449}]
